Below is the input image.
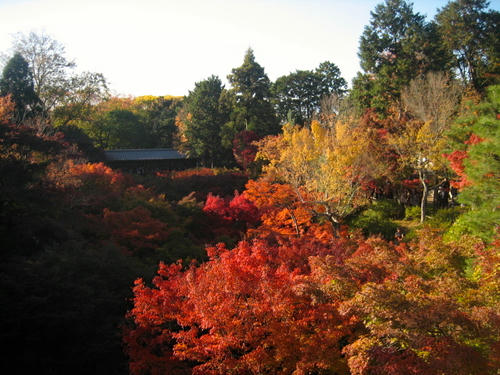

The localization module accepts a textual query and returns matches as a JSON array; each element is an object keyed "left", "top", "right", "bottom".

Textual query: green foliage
[
  {"left": 133, "top": 96, "right": 183, "bottom": 148},
  {"left": 348, "top": 200, "right": 402, "bottom": 240},
  {"left": 447, "top": 85, "right": 500, "bottom": 243},
  {"left": 59, "top": 95, "right": 181, "bottom": 151},
  {"left": 271, "top": 61, "right": 347, "bottom": 125},
  {"left": 183, "top": 75, "right": 233, "bottom": 166},
  {"left": 349, "top": 209, "right": 398, "bottom": 240},
  {"left": 226, "top": 48, "right": 280, "bottom": 136},
  {"left": 435, "top": 0, "right": 500, "bottom": 91},
  {"left": 447, "top": 208, "right": 499, "bottom": 243},
  {"left": 272, "top": 70, "right": 320, "bottom": 125},
  {"left": 405, "top": 205, "right": 423, "bottom": 220},
  {"left": 373, "top": 199, "right": 406, "bottom": 219},
  {"left": 0, "top": 53, "right": 42, "bottom": 122},
  {"left": 84, "top": 109, "right": 148, "bottom": 149},
  {"left": 316, "top": 61, "right": 347, "bottom": 96},
  {"left": 427, "top": 206, "right": 464, "bottom": 230},
  {"left": 355, "top": 0, "right": 452, "bottom": 112},
  {"left": 349, "top": 72, "right": 378, "bottom": 113}
]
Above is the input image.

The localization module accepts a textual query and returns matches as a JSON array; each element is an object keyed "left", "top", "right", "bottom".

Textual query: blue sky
[{"left": 0, "top": 0, "right": 498, "bottom": 97}]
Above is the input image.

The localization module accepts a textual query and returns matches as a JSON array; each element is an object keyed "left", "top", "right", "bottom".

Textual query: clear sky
[{"left": 0, "top": 0, "right": 498, "bottom": 97}]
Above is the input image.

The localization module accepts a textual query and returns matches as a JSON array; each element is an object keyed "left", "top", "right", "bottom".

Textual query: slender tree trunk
[
  {"left": 286, "top": 207, "right": 300, "bottom": 237},
  {"left": 418, "top": 169, "right": 428, "bottom": 223}
]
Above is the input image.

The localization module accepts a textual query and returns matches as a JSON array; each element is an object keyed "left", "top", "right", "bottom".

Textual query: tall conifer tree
[
  {"left": 183, "top": 76, "right": 231, "bottom": 166},
  {"left": 0, "top": 53, "right": 41, "bottom": 123},
  {"left": 226, "top": 49, "right": 279, "bottom": 137}
]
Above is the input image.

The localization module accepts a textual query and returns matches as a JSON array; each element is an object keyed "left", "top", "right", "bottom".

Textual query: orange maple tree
[
  {"left": 243, "top": 179, "right": 315, "bottom": 237},
  {"left": 125, "top": 231, "right": 357, "bottom": 375}
]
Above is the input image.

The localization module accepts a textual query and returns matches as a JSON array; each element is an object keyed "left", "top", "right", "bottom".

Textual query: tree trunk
[
  {"left": 286, "top": 207, "right": 300, "bottom": 237},
  {"left": 419, "top": 170, "right": 428, "bottom": 223}
]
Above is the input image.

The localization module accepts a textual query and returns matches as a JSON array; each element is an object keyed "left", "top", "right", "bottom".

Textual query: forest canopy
[{"left": 0, "top": 0, "right": 498, "bottom": 374}]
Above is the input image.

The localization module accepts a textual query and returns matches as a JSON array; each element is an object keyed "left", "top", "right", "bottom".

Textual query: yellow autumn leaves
[{"left": 257, "top": 120, "right": 381, "bottom": 225}]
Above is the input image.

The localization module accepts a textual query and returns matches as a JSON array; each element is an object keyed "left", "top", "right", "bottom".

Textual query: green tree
[
  {"left": 349, "top": 72, "right": 376, "bottom": 114},
  {"left": 446, "top": 85, "right": 500, "bottom": 242},
  {"left": 272, "top": 70, "right": 320, "bottom": 125},
  {"left": 354, "top": 0, "right": 451, "bottom": 112},
  {"left": 271, "top": 61, "right": 347, "bottom": 125},
  {"left": 316, "top": 61, "right": 347, "bottom": 98},
  {"left": 0, "top": 53, "right": 41, "bottom": 123},
  {"left": 84, "top": 109, "right": 148, "bottom": 149},
  {"left": 226, "top": 48, "right": 279, "bottom": 136},
  {"left": 183, "top": 76, "right": 232, "bottom": 166},
  {"left": 132, "top": 96, "right": 183, "bottom": 148},
  {"left": 435, "top": 0, "right": 500, "bottom": 91}
]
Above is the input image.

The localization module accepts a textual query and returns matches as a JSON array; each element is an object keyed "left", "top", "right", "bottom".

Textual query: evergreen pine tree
[
  {"left": 0, "top": 53, "right": 42, "bottom": 123},
  {"left": 183, "top": 76, "right": 232, "bottom": 166},
  {"left": 226, "top": 49, "right": 279, "bottom": 136},
  {"left": 447, "top": 85, "right": 500, "bottom": 243}
]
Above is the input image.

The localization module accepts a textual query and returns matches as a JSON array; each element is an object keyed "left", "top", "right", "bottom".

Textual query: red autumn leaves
[{"left": 125, "top": 181, "right": 500, "bottom": 374}]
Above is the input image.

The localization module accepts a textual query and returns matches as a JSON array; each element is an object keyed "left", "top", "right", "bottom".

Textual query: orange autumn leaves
[
  {"left": 122, "top": 107, "right": 499, "bottom": 373},
  {"left": 126, "top": 235, "right": 353, "bottom": 375},
  {"left": 125, "top": 223, "right": 499, "bottom": 374},
  {"left": 122, "top": 164, "right": 499, "bottom": 374}
]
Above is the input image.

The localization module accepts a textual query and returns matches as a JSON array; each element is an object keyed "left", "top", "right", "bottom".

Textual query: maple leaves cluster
[
  {"left": 125, "top": 176, "right": 500, "bottom": 374},
  {"left": 125, "top": 231, "right": 349, "bottom": 375},
  {"left": 122, "top": 86, "right": 500, "bottom": 373},
  {"left": 444, "top": 133, "right": 484, "bottom": 189}
]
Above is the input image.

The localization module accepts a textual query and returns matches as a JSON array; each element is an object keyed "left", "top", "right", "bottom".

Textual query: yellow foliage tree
[
  {"left": 389, "top": 73, "right": 462, "bottom": 223},
  {"left": 257, "top": 120, "right": 382, "bottom": 228},
  {"left": 388, "top": 118, "right": 450, "bottom": 222}
]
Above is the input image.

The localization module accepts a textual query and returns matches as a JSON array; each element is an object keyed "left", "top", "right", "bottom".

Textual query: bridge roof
[{"left": 104, "top": 148, "right": 186, "bottom": 161}]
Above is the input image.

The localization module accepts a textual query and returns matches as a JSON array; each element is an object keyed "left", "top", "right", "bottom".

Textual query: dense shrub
[
  {"left": 348, "top": 200, "right": 402, "bottom": 240},
  {"left": 427, "top": 206, "right": 465, "bottom": 230}
]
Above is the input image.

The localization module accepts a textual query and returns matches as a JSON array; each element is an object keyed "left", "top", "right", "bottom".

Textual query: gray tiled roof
[{"left": 104, "top": 149, "right": 186, "bottom": 161}]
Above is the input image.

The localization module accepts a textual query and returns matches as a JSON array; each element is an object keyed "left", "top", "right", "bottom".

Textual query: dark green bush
[
  {"left": 372, "top": 199, "right": 405, "bottom": 219},
  {"left": 404, "top": 205, "right": 421, "bottom": 221},
  {"left": 427, "top": 206, "right": 465, "bottom": 230},
  {"left": 348, "top": 200, "right": 401, "bottom": 240}
]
